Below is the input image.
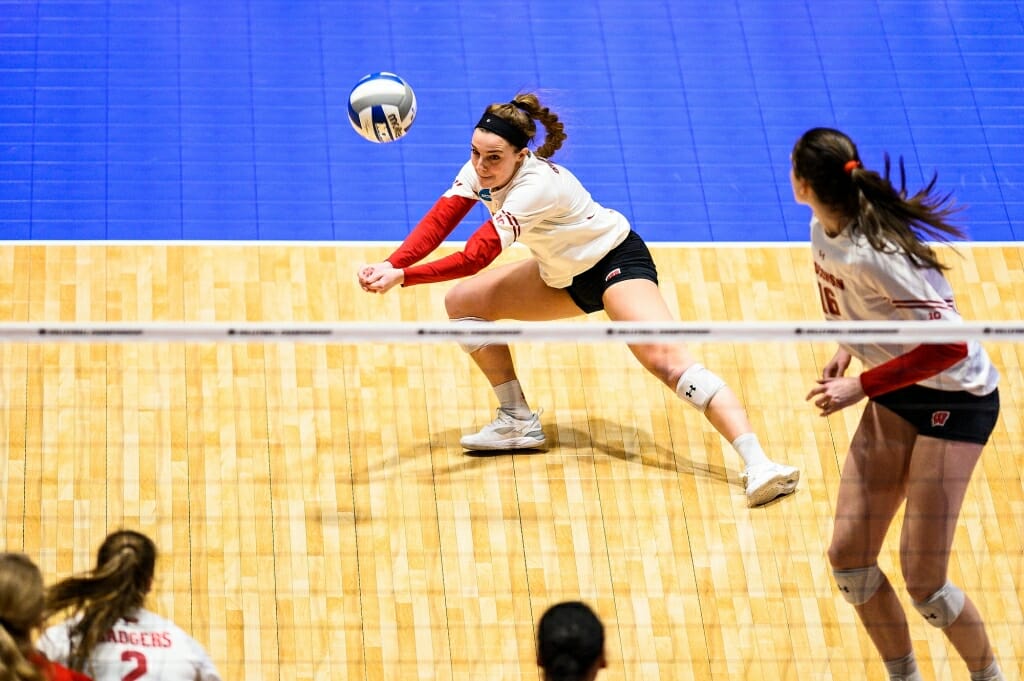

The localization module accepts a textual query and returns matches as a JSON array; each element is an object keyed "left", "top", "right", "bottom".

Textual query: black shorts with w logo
[
  {"left": 872, "top": 384, "right": 1000, "bottom": 445},
  {"left": 565, "top": 230, "right": 659, "bottom": 314}
]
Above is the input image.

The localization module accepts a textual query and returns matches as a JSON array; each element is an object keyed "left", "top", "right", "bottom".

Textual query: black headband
[{"left": 476, "top": 113, "right": 530, "bottom": 149}]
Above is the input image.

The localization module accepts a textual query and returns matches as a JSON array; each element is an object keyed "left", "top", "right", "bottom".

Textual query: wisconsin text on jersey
[{"left": 814, "top": 261, "right": 845, "bottom": 290}]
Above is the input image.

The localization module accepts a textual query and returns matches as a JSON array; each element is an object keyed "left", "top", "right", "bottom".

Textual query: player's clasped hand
[
  {"left": 806, "top": 376, "right": 867, "bottom": 417},
  {"left": 358, "top": 262, "right": 405, "bottom": 293}
]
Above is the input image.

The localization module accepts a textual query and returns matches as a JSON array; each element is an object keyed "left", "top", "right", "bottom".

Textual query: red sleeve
[
  {"left": 401, "top": 220, "right": 504, "bottom": 286},
  {"left": 859, "top": 343, "right": 968, "bottom": 398},
  {"left": 386, "top": 195, "right": 477, "bottom": 268},
  {"left": 30, "top": 654, "right": 93, "bottom": 681}
]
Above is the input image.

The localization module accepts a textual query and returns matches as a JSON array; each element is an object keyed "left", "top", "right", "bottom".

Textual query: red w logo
[{"left": 931, "top": 411, "right": 951, "bottom": 427}]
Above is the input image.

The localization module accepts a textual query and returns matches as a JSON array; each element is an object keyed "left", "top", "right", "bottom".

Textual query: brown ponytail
[
  {"left": 45, "top": 530, "right": 157, "bottom": 673},
  {"left": 792, "top": 127, "right": 965, "bottom": 271},
  {"left": 0, "top": 553, "right": 46, "bottom": 681},
  {"left": 484, "top": 93, "right": 567, "bottom": 158}
]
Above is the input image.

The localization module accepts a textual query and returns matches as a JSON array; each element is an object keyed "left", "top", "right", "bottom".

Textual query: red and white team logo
[
  {"left": 604, "top": 267, "right": 621, "bottom": 282},
  {"left": 931, "top": 410, "right": 951, "bottom": 427}
]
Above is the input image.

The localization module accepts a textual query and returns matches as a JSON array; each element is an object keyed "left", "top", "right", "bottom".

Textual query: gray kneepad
[
  {"left": 913, "top": 582, "right": 965, "bottom": 628},
  {"left": 451, "top": 316, "right": 491, "bottom": 354},
  {"left": 833, "top": 565, "right": 885, "bottom": 605}
]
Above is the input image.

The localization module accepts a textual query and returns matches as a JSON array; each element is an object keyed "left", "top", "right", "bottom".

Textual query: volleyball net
[
  {"left": 2, "top": 318, "right": 1021, "bottom": 681},
  {"left": 2, "top": 319, "right": 1023, "bottom": 343}
]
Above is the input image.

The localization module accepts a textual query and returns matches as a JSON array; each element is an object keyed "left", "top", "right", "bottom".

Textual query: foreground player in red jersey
[
  {"left": 39, "top": 530, "right": 222, "bottom": 681},
  {"left": 792, "top": 127, "right": 1005, "bottom": 681},
  {"left": 0, "top": 553, "right": 91, "bottom": 681},
  {"left": 359, "top": 92, "right": 799, "bottom": 507}
]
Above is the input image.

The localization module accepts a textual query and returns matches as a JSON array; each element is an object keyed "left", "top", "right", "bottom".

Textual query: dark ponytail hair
[
  {"left": 791, "top": 127, "right": 965, "bottom": 270},
  {"left": 45, "top": 530, "right": 157, "bottom": 673},
  {"left": 483, "top": 93, "right": 567, "bottom": 159},
  {"left": 537, "top": 601, "right": 604, "bottom": 681}
]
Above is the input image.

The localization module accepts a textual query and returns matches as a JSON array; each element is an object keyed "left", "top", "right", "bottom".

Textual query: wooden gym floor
[{"left": 0, "top": 243, "right": 1021, "bottom": 681}]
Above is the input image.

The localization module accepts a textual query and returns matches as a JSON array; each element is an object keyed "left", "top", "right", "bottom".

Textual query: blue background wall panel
[{"left": 0, "top": 0, "right": 1020, "bottom": 243}]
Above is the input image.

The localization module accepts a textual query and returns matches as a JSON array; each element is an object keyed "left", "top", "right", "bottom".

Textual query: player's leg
[
  {"left": 601, "top": 277, "right": 798, "bottom": 506},
  {"left": 901, "top": 436, "right": 1003, "bottom": 679},
  {"left": 445, "top": 258, "right": 580, "bottom": 450},
  {"left": 828, "top": 402, "right": 920, "bottom": 678},
  {"left": 445, "top": 256, "right": 581, "bottom": 383}
]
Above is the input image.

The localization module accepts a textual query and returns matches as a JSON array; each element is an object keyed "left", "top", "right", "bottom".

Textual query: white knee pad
[
  {"left": 451, "top": 316, "right": 493, "bottom": 354},
  {"left": 675, "top": 363, "right": 726, "bottom": 413},
  {"left": 913, "top": 582, "right": 965, "bottom": 628},
  {"left": 833, "top": 565, "right": 885, "bottom": 605}
]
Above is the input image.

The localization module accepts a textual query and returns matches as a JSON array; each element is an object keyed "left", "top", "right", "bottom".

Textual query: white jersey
[
  {"left": 810, "top": 216, "right": 998, "bottom": 395},
  {"left": 446, "top": 152, "right": 631, "bottom": 288},
  {"left": 39, "top": 608, "right": 222, "bottom": 681}
]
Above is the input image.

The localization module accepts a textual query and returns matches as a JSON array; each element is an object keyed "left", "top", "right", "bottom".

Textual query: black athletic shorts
[
  {"left": 565, "top": 230, "right": 659, "bottom": 314},
  {"left": 872, "top": 384, "right": 1000, "bottom": 445}
]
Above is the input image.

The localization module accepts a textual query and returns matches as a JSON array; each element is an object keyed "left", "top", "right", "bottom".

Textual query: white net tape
[{"left": 0, "top": 320, "right": 1021, "bottom": 343}]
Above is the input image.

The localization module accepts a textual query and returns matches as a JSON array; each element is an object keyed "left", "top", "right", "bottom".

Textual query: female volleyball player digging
[
  {"left": 358, "top": 93, "right": 799, "bottom": 508},
  {"left": 792, "top": 127, "right": 1005, "bottom": 681}
]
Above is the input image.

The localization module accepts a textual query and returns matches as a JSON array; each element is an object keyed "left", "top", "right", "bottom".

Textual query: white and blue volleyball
[{"left": 347, "top": 72, "right": 417, "bottom": 143}]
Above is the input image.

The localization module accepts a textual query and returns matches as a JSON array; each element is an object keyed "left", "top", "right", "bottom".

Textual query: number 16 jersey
[{"left": 810, "top": 216, "right": 998, "bottom": 396}]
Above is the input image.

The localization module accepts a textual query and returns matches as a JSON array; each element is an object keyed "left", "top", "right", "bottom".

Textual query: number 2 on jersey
[{"left": 121, "top": 650, "right": 147, "bottom": 681}]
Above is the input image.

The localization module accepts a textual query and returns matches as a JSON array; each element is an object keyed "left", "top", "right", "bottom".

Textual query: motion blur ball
[{"left": 347, "top": 72, "right": 417, "bottom": 143}]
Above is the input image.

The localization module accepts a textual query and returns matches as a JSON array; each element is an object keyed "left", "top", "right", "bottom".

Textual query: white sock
[
  {"left": 731, "top": 433, "right": 770, "bottom": 469},
  {"left": 970, "top": 660, "right": 1004, "bottom": 681},
  {"left": 495, "top": 380, "right": 532, "bottom": 419},
  {"left": 884, "top": 653, "right": 921, "bottom": 680}
]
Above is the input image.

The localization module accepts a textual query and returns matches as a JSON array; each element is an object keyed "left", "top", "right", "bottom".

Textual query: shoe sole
[
  {"left": 746, "top": 471, "right": 800, "bottom": 508},
  {"left": 460, "top": 437, "right": 547, "bottom": 452}
]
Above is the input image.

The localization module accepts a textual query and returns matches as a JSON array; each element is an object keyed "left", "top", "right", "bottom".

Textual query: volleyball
[{"left": 347, "top": 72, "right": 417, "bottom": 143}]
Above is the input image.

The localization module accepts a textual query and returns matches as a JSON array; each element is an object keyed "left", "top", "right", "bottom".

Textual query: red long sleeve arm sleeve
[
  {"left": 859, "top": 343, "right": 969, "bottom": 398},
  {"left": 386, "top": 195, "right": 477, "bottom": 268},
  {"left": 401, "top": 220, "right": 504, "bottom": 286}
]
